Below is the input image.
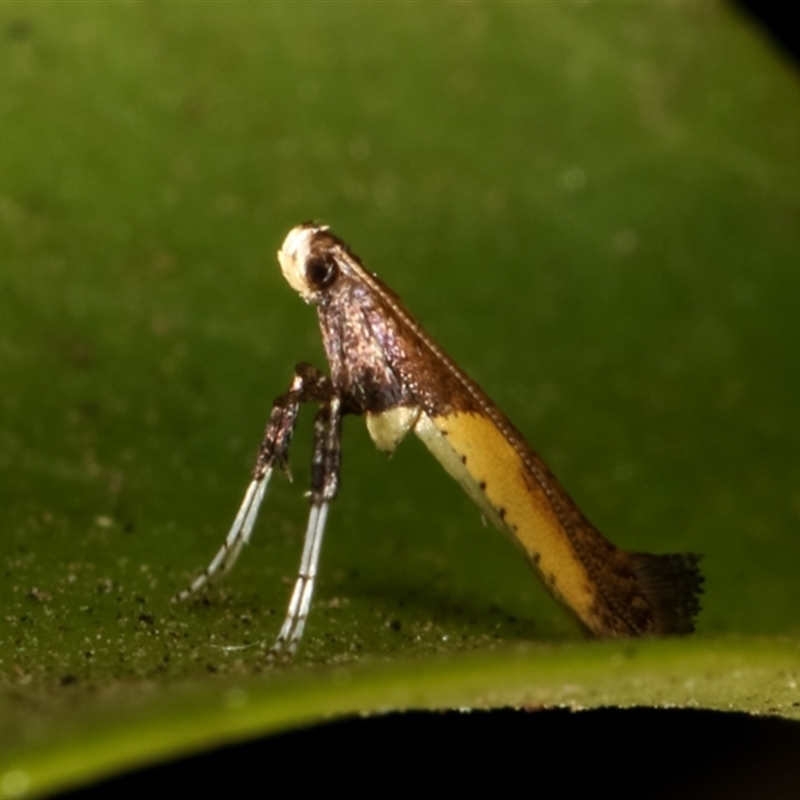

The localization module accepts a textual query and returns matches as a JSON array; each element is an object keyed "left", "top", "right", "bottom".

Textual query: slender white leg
[
  {"left": 174, "top": 364, "right": 333, "bottom": 605},
  {"left": 173, "top": 470, "right": 272, "bottom": 601},
  {"left": 271, "top": 501, "right": 330, "bottom": 654},
  {"left": 176, "top": 364, "right": 339, "bottom": 660},
  {"left": 271, "top": 396, "right": 340, "bottom": 656}
]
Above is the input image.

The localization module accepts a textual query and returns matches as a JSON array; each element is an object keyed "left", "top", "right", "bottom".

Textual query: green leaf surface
[{"left": 1, "top": 2, "right": 799, "bottom": 797}]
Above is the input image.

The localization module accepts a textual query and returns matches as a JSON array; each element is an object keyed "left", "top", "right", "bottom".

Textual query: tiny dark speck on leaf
[
  {"left": 183, "top": 95, "right": 208, "bottom": 123},
  {"left": 7, "top": 19, "right": 32, "bottom": 40},
  {"left": 138, "top": 612, "right": 155, "bottom": 625},
  {"left": 54, "top": 336, "right": 95, "bottom": 369},
  {"left": 60, "top": 674, "right": 78, "bottom": 687},
  {"left": 390, "top": 619, "right": 402, "bottom": 631}
]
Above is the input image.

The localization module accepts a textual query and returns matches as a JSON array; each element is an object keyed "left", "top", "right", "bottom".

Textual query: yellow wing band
[{"left": 414, "top": 411, "right": 600, "bottom": 629}]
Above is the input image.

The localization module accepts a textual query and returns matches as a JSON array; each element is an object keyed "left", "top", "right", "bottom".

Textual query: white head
[{"left": 277, "top": 223, "right": 330, "bottom": 303}]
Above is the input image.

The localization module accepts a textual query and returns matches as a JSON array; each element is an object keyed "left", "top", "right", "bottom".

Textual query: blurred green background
[{"left": 1, "top": 2, "right": 799, "bottom": 796}]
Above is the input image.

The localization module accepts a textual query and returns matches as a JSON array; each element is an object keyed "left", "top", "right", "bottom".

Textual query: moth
[{"left": 178, "top": 223, "right": 703, "bottom": 655}]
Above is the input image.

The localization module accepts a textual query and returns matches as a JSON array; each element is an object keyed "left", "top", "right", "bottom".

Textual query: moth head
[{"left": 278, "top": 223, "right": 341, "bottom": 304}]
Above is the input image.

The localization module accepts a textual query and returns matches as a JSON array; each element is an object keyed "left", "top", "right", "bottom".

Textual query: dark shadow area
[
  {"left": 61, "top": 708, "right": 800, "bottom": 799},
  {"left": 734, "top": 2, "right": 800, "bottom": 65}
]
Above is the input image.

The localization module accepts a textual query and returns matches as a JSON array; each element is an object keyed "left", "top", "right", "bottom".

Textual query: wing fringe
[{"left": 630, "top": 552, "right": 704, "bottom": 635}]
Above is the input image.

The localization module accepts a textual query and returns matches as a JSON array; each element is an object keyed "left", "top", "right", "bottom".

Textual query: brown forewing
[{"left": 314, "top": 255, "right": 483, "bottom": 417}]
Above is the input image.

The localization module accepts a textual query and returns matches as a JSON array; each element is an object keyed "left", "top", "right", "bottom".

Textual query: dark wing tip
[{"left": 630, "top": 552, "right": 704, "bottom": 635}]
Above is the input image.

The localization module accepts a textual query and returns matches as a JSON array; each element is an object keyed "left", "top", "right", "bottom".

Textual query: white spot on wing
[{"left": 366, "top": 407, "right": 420, "bottom": 453}]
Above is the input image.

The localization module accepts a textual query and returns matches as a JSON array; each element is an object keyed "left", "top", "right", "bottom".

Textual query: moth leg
[
  {"left": 174, "top": 363, "right": 333, "bottom": 601},
  {"left": 272, "top": 395, "right": 342, "bottom": 656}
]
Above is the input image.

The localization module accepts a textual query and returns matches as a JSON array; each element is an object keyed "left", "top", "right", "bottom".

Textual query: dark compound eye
[{"left": 305, "top": 254, "right": 339, "bottom": 290}]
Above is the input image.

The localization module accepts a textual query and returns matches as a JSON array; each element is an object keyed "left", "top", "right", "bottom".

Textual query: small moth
[{"left": 178, "top": 223, "right": 703, "bottom": 655}]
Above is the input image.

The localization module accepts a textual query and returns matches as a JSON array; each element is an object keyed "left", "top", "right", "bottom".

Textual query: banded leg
[
  {"left": 174, "top": 364, "right": 333, "bottom": 601},
  {"left": 272, "top": 395, "right": 342, "bottom": 656}
]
